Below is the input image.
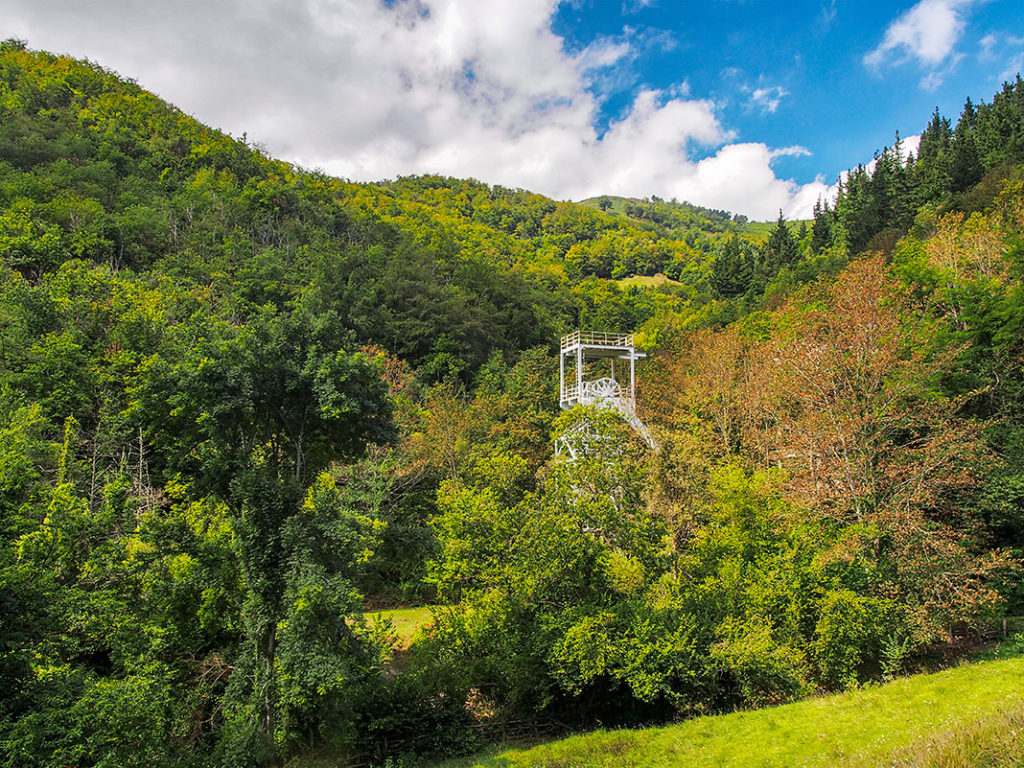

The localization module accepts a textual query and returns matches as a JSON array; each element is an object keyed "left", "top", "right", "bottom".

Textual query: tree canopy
[{"left": 2, "top": 41, "right": 1024, "bottom": 767}]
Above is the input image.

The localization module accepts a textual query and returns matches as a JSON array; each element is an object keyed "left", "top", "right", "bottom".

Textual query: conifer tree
[
  {"left": 760, "top": 210, "right": 799, "bottom": 276},
  {"left": 916, "top": 108, "right": 954, "bottom": 200},
  {"left": 811, "top": 199, "right": 834, "bottom": 254},
  {"left": 711, "top": 234, "right": 753, "bottom": 298},
  {"left": 950, "top": 100, "right": 984, "bottom": 194}
]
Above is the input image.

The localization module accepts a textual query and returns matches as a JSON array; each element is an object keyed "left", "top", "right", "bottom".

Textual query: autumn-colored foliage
[{"left": 650, "top": 254, "right": 1014, "bottom": 644}]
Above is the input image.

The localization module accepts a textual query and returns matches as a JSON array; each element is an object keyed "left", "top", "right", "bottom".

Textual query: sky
[{"left": 2, "top": 0, "right": 1022, "bottom": 220}]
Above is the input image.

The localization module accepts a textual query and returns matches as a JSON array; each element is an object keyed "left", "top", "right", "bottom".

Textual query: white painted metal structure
[{"left": 557, "top": 331, "right": 656, "bottom": 455}]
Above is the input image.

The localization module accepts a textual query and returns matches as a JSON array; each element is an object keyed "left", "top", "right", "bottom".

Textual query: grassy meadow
[
  {"left": 437, "top": 652, "right": 1024, "bottom": 768},
  {"left": 367, "top": 605, "right": 438, "bottom": 649}
]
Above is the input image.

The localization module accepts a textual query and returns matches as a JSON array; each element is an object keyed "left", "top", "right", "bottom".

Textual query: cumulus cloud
[
  {"left": 0, "top": 0, "right": 826, "bottom": 219},
  {"left": 864, "top": 0, "right": 977, "bottom": 89},
  {"left": 673, "top": 143, "right": 830, "bottom": 221}
]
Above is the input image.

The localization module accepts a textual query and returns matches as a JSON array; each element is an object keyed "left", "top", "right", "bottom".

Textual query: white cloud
[
  {"left": 622, "top": 0, "right": 658, "bottom": 13},
  {"left": 821, "top": 0, "right": 838, "bottom": 24},
  {"left": 749, "top": 85, "right": 788, "bottom": 114},
  {"left": 865, "top": 0, "right": 976, "bottom": 75},
  {"left": 900, "top": 133, "right": 923, "bottom": 161},
  {"left": 920, "top": 70, "right": 944, "bottom": 91},
  {"left": 674, "top": 143, "right": 830, "bottom": 221},
  {"left": 977, "top": 32, "right": 1024, "bottom": 83},
  {"left": 1000, "top": 54, "right": 1024, "bottom": 84},
  {"left": 979, "top": 32, "right": 998, "bottom": 59},
  {"left": 576, "top": 38, "right": 633, "bottom": 71},
  {"left": 0, "top": 0, "right": 827, "bottom": 220}
]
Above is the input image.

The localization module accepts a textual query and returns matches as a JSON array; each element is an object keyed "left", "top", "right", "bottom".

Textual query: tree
[
  {"left": 759, "top": 211, "right": 799, "bottom": 278},
  {"left": 741, "top": 256, "right": 1007, "bottom": 642},
  {"left": 143, "top": 306, "right": 394, "bottom": 761},
  {"left": 711, "top": 235, "right": 753, "bottom": 298},
  {"left": 651, "top": 254, "right": 1012, "bottom": 651},
  {"left": 811, "top": 199, "right": 834, "bottom": 254},
  {"left": 916, "top": 108, "right": 953, "bottom": 200},
  {"left": 426, "top": 408, "right": 668, "bottom": 720},
  {"left": 949, "top": 102, "right": 984, "bottom": 194}
]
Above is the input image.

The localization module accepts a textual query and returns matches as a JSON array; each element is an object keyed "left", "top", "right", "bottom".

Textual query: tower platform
[{"left": 558, "top": 330, "right": 655, "bottom": 450}]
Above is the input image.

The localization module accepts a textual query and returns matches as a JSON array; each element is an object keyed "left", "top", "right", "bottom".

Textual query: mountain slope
[{"left": 3, "top": 39, "right": 1024, "bottom": 768}]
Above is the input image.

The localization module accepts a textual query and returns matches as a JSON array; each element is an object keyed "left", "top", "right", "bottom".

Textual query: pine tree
[
  {"left": 916, "top": 108, "right": 953, "bottom": 200},
  {"left": 838, "top": 164, "right": 877, "bottom": 254},
  {"left": 711, "top": 234, "right": 753, "bottom": 298},
  {"left": 760, "top": 211, "right": 799, "bottom": 277},
  {"left": 811, "top": 198, "right": 834, "bottom": 254},
  {"left": 890, "top": 132, "right": 921, "bottom": 230},
  {"left": 943, "top": 98, "right": 983, "bottom": 196},
  {"left": 974, "top": 76, "right": 1024, "bottom": 169}
]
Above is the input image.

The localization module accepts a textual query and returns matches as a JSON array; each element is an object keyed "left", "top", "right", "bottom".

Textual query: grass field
[
  {"left": 366, "top": 605, "right": 436, "bottom": 649},
  {"left": 436, "top": 652, "right": 1024, "bottom": 768},
  {"left": 615, "top": 273, "right": 684, "bottom": 289}
]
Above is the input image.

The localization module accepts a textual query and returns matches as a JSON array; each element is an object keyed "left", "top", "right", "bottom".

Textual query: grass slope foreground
[{"left": 440, "top": 654, "right": 1024, "bottom": 768}]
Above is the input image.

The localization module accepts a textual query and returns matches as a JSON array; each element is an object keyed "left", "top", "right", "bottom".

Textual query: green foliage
[
  {"left": 710, "top": 235, "right": 753, "bottom": 298},
  {"left": 3, "top": 40, "right": 1024, "bottom": 768},
  {"left": 709, "top": 618, "right": 810, "bottom": 705},
  {"left": 274, "top": 475, "right": 388, "bottom": 750},
  {"left": 817, "top": 78, "right": 1024, "bottom": 260},
  {"left": 425, "top": 410, "right": 671, "bottom": 720},
  {"left": 425, "top": 436, "right": 919, "bottom": 726},
  {"left": 812, "top": 589, "right": 891, "bottom": 688}
]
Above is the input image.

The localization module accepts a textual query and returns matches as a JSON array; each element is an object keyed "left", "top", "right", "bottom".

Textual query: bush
[
  {"left": 813, "top": 589, "right": 891, "bottom": 688},
  {"left": 710, "top": 619, "right": 811, "bottom": 706}
]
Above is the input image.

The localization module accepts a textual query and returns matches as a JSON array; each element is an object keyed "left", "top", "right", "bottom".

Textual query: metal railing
[
  {"left": 560, "top": 330, "right": 634, "bottom": 351},
  {"left": 560, "top": 382, "right": 634, "bottom": 404}
]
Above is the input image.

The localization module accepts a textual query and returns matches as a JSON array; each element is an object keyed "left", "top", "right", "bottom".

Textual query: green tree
[
  {"left": 711, "top": 235, "right": 753, "bottom": 298},
  {"left": 810, "top": 199, "right": 834, "bottom": 254},
  {"left": 949, "top": 100, "right": 984, "bottom": 195},
  {"left": 758, "top": 211, "right": 799, "bottom": 279},
  {"left": 143, "top": 306, "right": 394, "bottom": 761},
  {"left": 427, "top": 408, "right": 668, "bottom": 719}
]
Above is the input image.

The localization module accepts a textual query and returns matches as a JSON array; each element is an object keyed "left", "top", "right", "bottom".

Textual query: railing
[
  {"left": 561, "top": 330, "right": 634, "bottom": 351},
  {"left": 561, "top": 381, "right": 633, "bottom": 404}
]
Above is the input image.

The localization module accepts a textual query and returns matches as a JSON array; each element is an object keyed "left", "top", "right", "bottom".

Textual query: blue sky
[
  {"left": 553, "top": 0, "right": 1024, "bottom": 186},
  {"left": 2, "top": 0, "right": 1022, "bottom": 219}
]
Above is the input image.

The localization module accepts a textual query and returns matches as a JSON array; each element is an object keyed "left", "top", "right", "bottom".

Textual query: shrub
[{"left": 813, "top": 589, "right": 891, "bottom": 688}]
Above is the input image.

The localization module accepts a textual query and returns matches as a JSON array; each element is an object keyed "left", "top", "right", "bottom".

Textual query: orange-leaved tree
[{"left": 651, "top": 254, "right": 1013, "bottom": 645}]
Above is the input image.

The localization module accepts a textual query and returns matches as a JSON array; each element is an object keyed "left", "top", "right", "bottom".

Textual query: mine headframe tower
[{"left": 556, "top": 330, "right": 655, "bottom": 459}]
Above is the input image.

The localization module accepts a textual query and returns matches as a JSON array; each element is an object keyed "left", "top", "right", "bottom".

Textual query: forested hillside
[{"left": 2, "top": 39, "right": 1024, "bottom": 767}]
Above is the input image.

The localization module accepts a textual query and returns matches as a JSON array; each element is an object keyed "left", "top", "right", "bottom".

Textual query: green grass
[
  {"left": 436, "top": 655, "right": 1024, "bottom": 768},
  {"left": 740, "top": 220, "right": 780, "bottom": 235},
  {"left": 615, "top": 274, "right": 683, "bottom": 289},
  {"left": 366, "top": 605, "right": 436, "bottom": 649},
  {"left": 890, "top": 704, "right": 1024, "bottom": 767}
]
